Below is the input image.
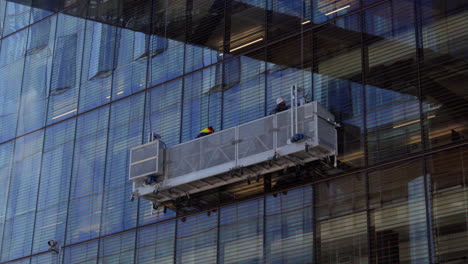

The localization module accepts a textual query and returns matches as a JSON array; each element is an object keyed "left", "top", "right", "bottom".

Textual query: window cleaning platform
[{"left": 129, "top": 101, "right": 338, "bottom": 205}]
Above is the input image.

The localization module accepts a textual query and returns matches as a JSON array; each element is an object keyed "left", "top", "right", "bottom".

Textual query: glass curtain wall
[
  {"left": 6, "top": 145, "right": 460, "bottom": 263},
  {"left": 0, "top": 0, "right": 466, "bottom": 262}
]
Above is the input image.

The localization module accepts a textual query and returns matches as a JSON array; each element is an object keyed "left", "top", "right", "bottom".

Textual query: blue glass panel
[
  {"left": 364, "top": 1, "right": 421, "bottom": 164},
  {"left": 3, "top": 1, "right": 31, "bottom": 36},
  {"left": 146, "top": 79, "right": 183, "bottom": 146},
  {"left": 63, "top": 240, "right": 98, "bottom": 264},
  {"left": 1, "top": 131, "right": 44, "bottom": 262},
  {"left": 181, "top": 68, "right": 223, "bottom": 142},
  {"left": 268, "top": 0, "right": 312, "bottom": 40},
  {"left": 363, "top": 0, "right": 381, "bottom": 6},
  {"left": 270, "top": 0, "right": 311, "bottom": 18},
  {"left": 113, "top": 29, "right": 148, "bottom": 99},
  {"left": 138, "top": 203, "right": 176, "bottom": 227},
  {"left": 100, "top": 94, "right": 144, "bottom": 236},
  {"left": 185, "top": 45, "right": 220, "bottom": 73},
  {"left": 17, "top": 16, "right": 57, "bottom": 136},
  {"left": 79, "top": 21, "right": 116, "bottom": 112},
  {"left": 98, "top": 231, "right": 135, "bottom": 263},
  {"left": 47, "top": 14, "right": 86, "bottom": 124},
  {"left": 150, "top": 39, "right": 185, "bottom": 86},
  {"left": 31, "top": 119, "right": 75, "bottom": 254},
  {"left": 4, "top": 257, "right": 31, "bottom": 264},
  {"left": 0, "top": 141, "right": 14, "bottom": 255},
  {"left": 312, "top": 13, "right": 364, "bottom": 167},
  {"left": 266, "top": 66, "right": 305, "bottom": 114},
  {"left": 265, "top": 187, "right": 313, "bottom": 263},
  {"left": 176, "top": 212, "right": 218, "bottom": 263},
  {"left": 313, "top": 0, "right": 359, "bottom": 24},
  {"left": 30, "top": 3, "right": 54, "bottom": 23},
  {"left": 223, "top": 56, "right": 266, "bottom": 128},
  {"left": 0, "top": 1, "right": 6, "bottom": 37},
  {"left": 66, "top": 107, "right": 109, "bottom": 244},
  {"left": 31, "top": 253, "right": 57, "bottom": 264},
  {"left": 0, "top": 29, "right": 28, "bottom": 142},
  {"left": 219, "top": 199, "right": 264, "bottom": 263},
  {"left": 136, "top": 221, "right": 175, "bottom": 263}
]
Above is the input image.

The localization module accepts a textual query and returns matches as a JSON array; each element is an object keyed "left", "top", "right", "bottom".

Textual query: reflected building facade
[{"left": 0, "top": 0, "right": 466, "bottom": 263}]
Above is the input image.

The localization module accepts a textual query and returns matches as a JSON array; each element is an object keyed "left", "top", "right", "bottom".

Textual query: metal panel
[
  {"left": 129, "top": 140, "right": 163, "bottom": 180},
  {"left": 276, "top": 110, "right": 291, "bottom": 149},
  {"left": 318, "top": 118, "right": 337, "bottom": 152},
  {"left": 297, "top": 103, "right": 316, "bottom": 140},
  {"left": 316, "top": 102, "right": 334, "bottom": 121},
  {"left": 131, "top": 141, "right": 159, "bottom": 163},
  {"left": 166, "top": 139, "right": 201, "bottom": 179},
  {"left": 238, "top": 116, "right": 274, "bottom": 159},
  {"left": 130, "top": 158, "right": 158, "bottom": 179},
  {"left": 199, "top": 128, "right": 236, "bottom": 170}
]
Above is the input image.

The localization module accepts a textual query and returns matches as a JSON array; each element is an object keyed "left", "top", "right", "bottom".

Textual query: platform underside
[{"left": 136, "top": 143, "right": 333, "bottom": 204}]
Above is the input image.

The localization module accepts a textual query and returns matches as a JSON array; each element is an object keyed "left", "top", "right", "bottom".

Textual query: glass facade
[{"left": 0, "top": 0, "right": 466, "bottom": 263}]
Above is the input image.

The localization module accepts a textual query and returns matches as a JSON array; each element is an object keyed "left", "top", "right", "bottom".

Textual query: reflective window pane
[
  {"left": 266, "top": 187, "right": 314, "bottom": 263},
  {"left": 313, "top": 13, "right": 364, "bottom": 167},
  {"left": 316, "top": 175, "right": 367, "bottom": 263},
  {"left": 364, "top": 1, "right": 421, "bottom": 165},
  {"left": 66, "top": 107, "right": 109, "bottom": 244},
  {"left": 17, "top": 16, "right": 57, "bottom": 136},
  {"left": 1, "top": 131, "right": 44, "bottom": 262},
  {"left": 3, "top": 1, "right": 31, "bottom": 36},
  {"left": 219, "top": 199, "right": 264, "bottom": 263},
  {"left": 47, "top": 14, "right": 86, "bottom": 124},
  {"left": 100, "top": 94, "right": 144, "bottom": 236},
  {"left": 176, "top": 212, "right": 218, "bottom": 263},
  {"left": 63, "top": 240, "right": 98, "bottom": 264},
  {"left": 146, "top": 79, "right": 183, "bottom": 146},
  {"left": 32, "top": 119, "right": 75, "bottom": 254},
  {"left": 0, "top": 29, "right": 28, "bottom": 142},
  {"left": 428, "top": 147, "right": 468, "bottom": 262},
  {"left": 369, "top": 160, "right": 431, "bottom": 263},
  {"left": 420, "top": 0, "right": 468, "bottom": 148},
  {"left": 313, "top": 0, "right": 360, "bottom": 24},
  {"left": 136, "top": 221, "right": 175, "bottom": 263},
  {"left": 98, "top": 231, "right": 135, "bottom": 263}
]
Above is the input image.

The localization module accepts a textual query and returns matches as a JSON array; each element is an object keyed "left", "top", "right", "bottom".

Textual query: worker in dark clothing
[
  {"left": 196, "top": 126, "right": 215, "bottom": 138},
  {"left": 270, "top": 97, "right": 290, "bottom": 114}
]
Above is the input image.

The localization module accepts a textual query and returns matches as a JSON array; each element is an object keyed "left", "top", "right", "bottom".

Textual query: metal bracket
[
  {"left": 231, "top": 139, "right": 243, "bottom": 145},
  {"left": 229, "top": 165, "right": 243, "bottom": 177},
  {"left": 321, "top": 117, "right": 341, "bottom": 128},
  {"left": 130, "top": 190, "right": 139, "bottom": 201},
  {"left": 269, "top": 152, "right": 279, "bottom": 161},
  {"left": 152, "top": 184, "right": 161, "bottom": 194}
]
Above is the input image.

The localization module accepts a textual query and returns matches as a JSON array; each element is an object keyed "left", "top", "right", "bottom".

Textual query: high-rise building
[{"left": 0, "top": 0, "right": 466, "bottom": 263}]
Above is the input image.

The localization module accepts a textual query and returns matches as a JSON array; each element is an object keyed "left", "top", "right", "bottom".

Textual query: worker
[
  {"left": 270, "top": 97, "right": 290, "bottom": 114},
  {"left": 293, "top": 87, "right": 307, "bottom": 106},
  {"left": 196, "top": 126, "right": 215, "bottom": 138}
]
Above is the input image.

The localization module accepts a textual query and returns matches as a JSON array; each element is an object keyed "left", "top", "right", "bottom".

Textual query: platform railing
[
  {"left": 161, "top": 102, "right": 330, "bottom": 187},
  {"left": 130, "top": 101, "right": 337, "bottom": 196}
]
